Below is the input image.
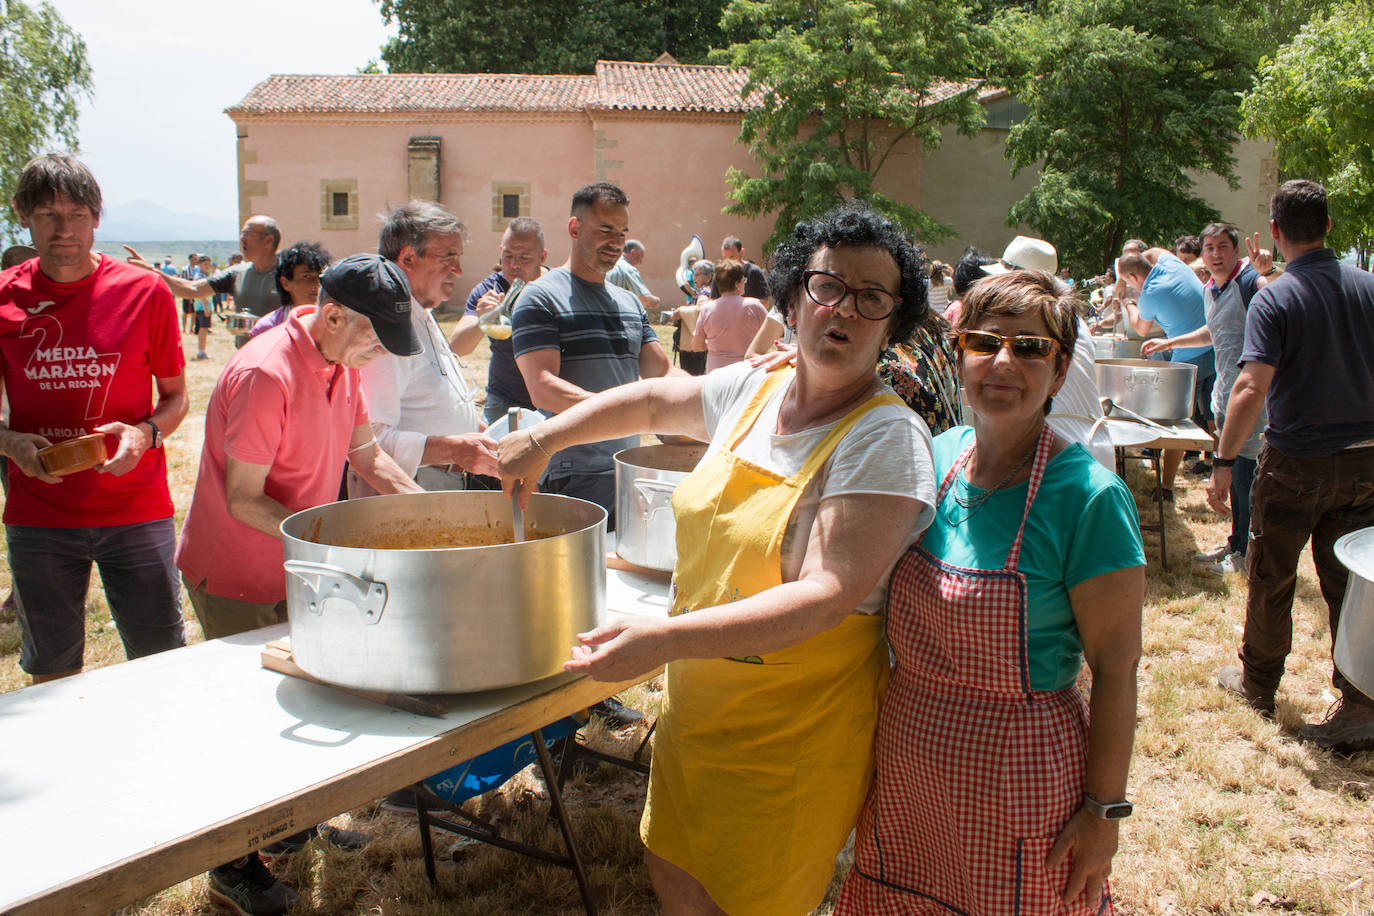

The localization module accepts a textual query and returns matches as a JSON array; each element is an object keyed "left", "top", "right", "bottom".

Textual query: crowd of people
[{"left": 0, "top": 149, "right": 1370, "bottom": 916}]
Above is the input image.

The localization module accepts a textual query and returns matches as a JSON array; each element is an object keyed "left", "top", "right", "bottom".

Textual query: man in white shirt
[{"left": 348, "top": 201, "right": 499, "bottom": 496}]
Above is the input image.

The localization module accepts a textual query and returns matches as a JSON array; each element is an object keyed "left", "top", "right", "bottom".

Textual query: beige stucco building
[{"left": 227, "top": 58, "right": 1276, "bottom": 307}]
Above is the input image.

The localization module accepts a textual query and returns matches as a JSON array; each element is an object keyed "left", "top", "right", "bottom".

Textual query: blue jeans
[
  {"left": 7, "top": 518, "right": 184, "bottom": 674},
  {"left": 483, "top": 390, "right": 529, "bottom": 425},
  {"left": 1230, "top": 455, "right": 1257, "bottom": 554}
]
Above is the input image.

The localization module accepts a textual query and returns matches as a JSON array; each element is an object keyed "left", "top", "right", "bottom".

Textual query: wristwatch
[
  {"left": 1084, "top": 794, "right": 1133, "bottom": 820},
  {"left": 144, "top": 419, "right": 162, "bottom": 449},
  {"left": 1211, "top": 456, "right": 1236, "bottom": 468}
]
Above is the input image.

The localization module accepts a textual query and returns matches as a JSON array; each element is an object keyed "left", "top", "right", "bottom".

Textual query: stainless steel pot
[
  {"left": 224, "top": 311, "right": 259, "bottom": 337},
  {"left": 1334, "top": 527, "right": 1374, "bottom": 701},
  {"left": 1094, "top": 358, "right": 1197, "bottom": 421},
  {"left": 280, "top": 491, "right": 606, "bottom": 694},
  {"left": 1090, "top": 336, "right": 1145, "bottom": 360},
  {"left": 614, "top": 444, "right": 705, "bottom": 572}
]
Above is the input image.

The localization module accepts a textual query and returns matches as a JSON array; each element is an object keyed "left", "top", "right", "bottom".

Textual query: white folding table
[{"left": 0, "top": 567, "right": 671, "bottom": 915}]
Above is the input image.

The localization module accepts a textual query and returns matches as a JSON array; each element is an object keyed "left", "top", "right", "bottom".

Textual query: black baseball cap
[{"left": 318, "top": 254, "right": 421, "bottom": 356}]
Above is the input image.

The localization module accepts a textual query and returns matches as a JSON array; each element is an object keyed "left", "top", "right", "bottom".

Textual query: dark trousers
[
  {"left": 679, "top": 350, "right": 708, "bottom": 376},
  {"left": 541, "top": 473, "right": 616, "bottom": 532},
  {"left": 1241, "top": 445, "right": 1374, "bottom": 702},
  {"left": 1229, "top": 455, "right": 1257, "bottom": 555},
  {"left": 7, "top": 518, "right": 184, "bottom": 675}
]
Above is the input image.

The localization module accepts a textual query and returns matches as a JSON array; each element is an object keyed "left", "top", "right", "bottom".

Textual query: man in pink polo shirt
[
  {"left": 177, "top": 253, "right": 423, "bottom": 635},
  {"left": 174, "top": 253, "right": 425, "bottom": 915}
]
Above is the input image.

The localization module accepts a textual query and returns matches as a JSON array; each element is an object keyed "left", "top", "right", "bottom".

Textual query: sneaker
[
  {"left": 1298, "top": 698, "right": 1374, "bottom": 753},
  {"left": 1186, "top": 458, "right": 1212, "bottom": 476},
  {"left": 261, "top": 822, "right": 371, "bottom": 858},
  {"left": 1193, "top": 544, "right": 1230, "bottom": 566},
  {"left": 1217, "top": 665, "right": 1276, "bottom": 717},
  {"left": 592, "top": 696, "right": 646, "bottom": 728},
  {"left": 1149, "top": 485, "right": 1175, "bottom": 503},
  {"left": 380, "top": 787, "right": 450, "bottom": 815},
  {"left": 195, "top": 350, "right": 210, "bottom": 360},
  {"left": 207, "top": 854, "right": 299, "bottom": 916},
  {"left": 1202, "top": 551, "right": 1245, "bottom": 578}
]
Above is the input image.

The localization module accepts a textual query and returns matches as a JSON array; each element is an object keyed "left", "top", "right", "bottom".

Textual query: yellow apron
[{"left": 642, "top": 366, "right": 900, "bottom": 916}]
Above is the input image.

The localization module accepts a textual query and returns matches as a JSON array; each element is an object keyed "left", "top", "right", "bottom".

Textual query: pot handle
[
  {"left": 633, "top": 478, "right": 678, "bottom": 520},
  {"left": 283, "top": 560, "right": 388, "bottom": 625}
]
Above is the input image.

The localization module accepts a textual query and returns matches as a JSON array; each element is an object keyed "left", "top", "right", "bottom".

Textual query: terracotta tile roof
[
  {"left": 226, "top": 73, "right": 595, "bottom": 115},
  {"left": 226, "top": 63, "right": 996, "bottom": 117},
  {"left": 591, "top": 60, "right": 756, "bottom": 112}
]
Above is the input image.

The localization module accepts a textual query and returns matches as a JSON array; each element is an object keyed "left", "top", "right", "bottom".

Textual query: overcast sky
[{"left": 50, "top": 0, "right": 395, "bottom": 219}]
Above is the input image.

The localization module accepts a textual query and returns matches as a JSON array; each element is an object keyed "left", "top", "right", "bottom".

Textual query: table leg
[
  {"left": 1154, "top": 452, "right": 1169, "bottom": 570},
  {"left": 534, "top": 727, "right": 598, "bottom": 916},
  {"left": 415, "top": 783, "right": 438, "bottom": 887}
]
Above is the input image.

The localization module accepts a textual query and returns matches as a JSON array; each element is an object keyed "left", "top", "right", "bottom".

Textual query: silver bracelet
[
  {"left": 347, "top": 436, "right": 378, "bottom": 455},
  {"left": 527, "top": 428, "right": 551, "bottom": 458}
]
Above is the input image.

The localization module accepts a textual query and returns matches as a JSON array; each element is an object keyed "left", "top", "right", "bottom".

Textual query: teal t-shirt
[{"left": 918, "top": 427, "right": 1145, "bottom": 691}]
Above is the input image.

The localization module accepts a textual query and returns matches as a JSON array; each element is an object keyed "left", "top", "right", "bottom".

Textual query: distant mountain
[{"left": 96, "top": 200, "right": 239, "bottom": 242}]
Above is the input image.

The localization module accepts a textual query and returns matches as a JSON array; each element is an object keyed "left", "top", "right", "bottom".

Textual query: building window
[
  {"left": 491, "top": 181, "right": 531, "bottom": 231},
  {"left": 320, "top": 179, "right": 358, "bottom": 230}
]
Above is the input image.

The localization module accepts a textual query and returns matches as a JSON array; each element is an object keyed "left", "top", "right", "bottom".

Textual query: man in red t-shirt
[{"left": 0, "top": 154, "right": 190, "bottom": 685}]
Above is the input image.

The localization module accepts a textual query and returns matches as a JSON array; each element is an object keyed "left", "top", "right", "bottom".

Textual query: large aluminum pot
[
  {"left": 1095, "top": 358, "right": 1197, "bottom": 421},
  {"left": 280, "top": 491, "right": 606, "bottom": 694},
  {"left": 614, "top": 444, "right": 706, "bottom": 572},
  {"left": 224, "top": 311, "right": 259, "bottom": 337},
  {"left": 1090, "top": 336, "right": 1145, "bottom": 360},
  {"left": 1334, "top": 527, "right": 1374, "bottom": 701}
]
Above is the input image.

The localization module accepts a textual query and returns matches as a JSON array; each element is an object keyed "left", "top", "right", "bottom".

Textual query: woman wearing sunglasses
[
  {"left": 838, "top": 270, "right": 1145, "bottom": 915},
  {"left": 498, "top": 203, "right": 936, "bottom": 915}
]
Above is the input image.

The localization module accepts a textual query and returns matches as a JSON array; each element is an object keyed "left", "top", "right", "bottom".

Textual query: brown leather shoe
[
  {"left": 1299, "top": 698, "right": 1374, "bottom": 754},
  {"left": 1217, "top": 665, "right": 1276, "bottom": 717}
]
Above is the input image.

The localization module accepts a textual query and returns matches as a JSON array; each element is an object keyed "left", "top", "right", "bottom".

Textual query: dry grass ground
[{"left": 2, "top": 316, "right": 1371, "bottom": 915}]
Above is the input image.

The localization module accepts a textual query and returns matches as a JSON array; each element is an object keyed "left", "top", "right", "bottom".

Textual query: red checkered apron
[{"left": 836, "top": 425, "right": 1113, "bottom": 915}]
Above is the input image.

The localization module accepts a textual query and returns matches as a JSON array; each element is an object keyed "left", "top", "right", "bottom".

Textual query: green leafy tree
[
  {"left": 990, "top": 0, "right": 1263, "bottom": 276},
  {"left": 1240, "top": 0, "right": 1374, "bottom": 267},
  {"left": 718, "top": 0, "right": 985, "bottom": 251},
  {"left": 0, "top": 0, "right": 91, "bottom": 242},
  {"left": 377, "top": 0, "right": 741, "bottom": 74}
]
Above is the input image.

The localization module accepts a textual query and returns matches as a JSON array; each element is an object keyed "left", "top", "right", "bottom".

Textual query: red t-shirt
[
  {"left": 0, "top": 255, "right": 184, "bottom": 528},
  {"left": 175, "top": 307, "right": 369, "bottom": 603}
]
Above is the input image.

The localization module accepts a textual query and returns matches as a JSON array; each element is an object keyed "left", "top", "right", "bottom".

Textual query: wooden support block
[
  {"left": 261, "top": 640, "right": 449, "bottom": 719},
  {"left": 605, "top": 552, "right": 672, "bottom": 583}
]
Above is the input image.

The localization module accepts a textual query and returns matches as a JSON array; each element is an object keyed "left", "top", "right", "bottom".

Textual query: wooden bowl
[{"left": 37, "top": 433, "right": 108, "bottom": 477}]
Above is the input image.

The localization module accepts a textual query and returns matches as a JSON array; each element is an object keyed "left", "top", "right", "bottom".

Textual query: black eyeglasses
[
  {"left": 802, "top": 270, "right": 900, "bottom": 321},
  {"left": 958, "top": 330, "right": 1061, "bottom": 360}
]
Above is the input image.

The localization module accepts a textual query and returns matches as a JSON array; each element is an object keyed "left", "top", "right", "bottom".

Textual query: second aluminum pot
[
  {"left": 1095, "top": 358, "right": 1198, "bottom": 421},
  {"left": 1334, "top": 527, "right": 1374, "bottom": 701},
  {"left": 280, "top": 491, "right": 606, "bottom": 695},
  {"left": 614, "top": 444, "right": 706, "bottom": 572}
]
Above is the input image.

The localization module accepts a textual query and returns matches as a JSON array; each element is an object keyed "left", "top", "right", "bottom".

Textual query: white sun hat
[{"left": 982, "top": 235, "right": 1058, "bottom": 275}]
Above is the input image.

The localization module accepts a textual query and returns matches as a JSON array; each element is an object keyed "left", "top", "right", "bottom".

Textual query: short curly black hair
[
  {"left": 275, "top": 241, "right": 331, "bottom": 305},
  {"left": 952, "top": 245, "right": 996, "bottom": 296},
  {"left": 769, "top": 202, "right": 928, "bottom": 347}
]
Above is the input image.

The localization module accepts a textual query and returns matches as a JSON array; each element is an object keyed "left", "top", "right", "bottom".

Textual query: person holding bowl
[
  {"left": 837, "top": 271, "right": 1144, "bottom": 915},
  {"left": 498, "top": 203, "right": 936, "bottom": 916}
]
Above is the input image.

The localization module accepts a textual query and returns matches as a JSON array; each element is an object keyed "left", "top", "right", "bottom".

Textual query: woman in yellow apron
[{"left": 498, "top": 204, "right": 937, "bottom": 915}]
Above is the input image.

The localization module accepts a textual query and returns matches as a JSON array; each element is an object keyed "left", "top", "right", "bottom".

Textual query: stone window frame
[
  {"left": 320, "top": 178, "right": 359, "bottom": 231},
  {"left": 491, "top": 181, "right": 531, "bottom": 232}
]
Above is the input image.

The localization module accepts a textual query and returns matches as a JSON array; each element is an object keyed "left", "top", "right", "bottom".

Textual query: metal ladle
[
  {"left": 507, "top": 407, "right": 525, "bottom": 543},
  {"left": 1100, "top": 396, "right": 1174, "bottom": 435}
]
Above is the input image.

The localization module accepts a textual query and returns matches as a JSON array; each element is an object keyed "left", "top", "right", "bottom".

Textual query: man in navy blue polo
[{"left": 1211, "top": 180, "right": 1374, "bottom": 752}]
